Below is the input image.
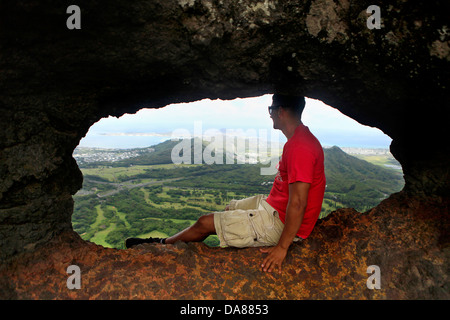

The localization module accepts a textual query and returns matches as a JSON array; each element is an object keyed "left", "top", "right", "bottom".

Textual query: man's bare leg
[{"left": 164, "top": 213, "right": 216, "bottom": 244}]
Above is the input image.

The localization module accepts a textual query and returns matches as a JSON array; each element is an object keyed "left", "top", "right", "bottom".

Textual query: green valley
[{"left": 72, "top": 140, "right": 404, "bottom": 249}]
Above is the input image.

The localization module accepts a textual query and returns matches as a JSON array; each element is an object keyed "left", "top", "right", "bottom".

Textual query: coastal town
[{"left": 73, "top": 146, "right": 155, "bottom": 164}]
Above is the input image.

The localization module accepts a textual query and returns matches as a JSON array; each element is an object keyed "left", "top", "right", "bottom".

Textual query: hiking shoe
[{"left": 125, "top": 237, "right": 165, "bottom": 248}]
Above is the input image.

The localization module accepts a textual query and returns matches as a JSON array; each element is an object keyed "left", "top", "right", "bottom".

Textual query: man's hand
[
  {"left": 259, "top": 181, "right": 309, "bottom": 273},
  {"left": 260, "top": 246, "right": 288, "bottom": 273}
]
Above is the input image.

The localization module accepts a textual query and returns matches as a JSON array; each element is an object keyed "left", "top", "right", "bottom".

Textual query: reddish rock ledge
[{"left": 0, "top": 191, "right": 448, "bottom": 300}]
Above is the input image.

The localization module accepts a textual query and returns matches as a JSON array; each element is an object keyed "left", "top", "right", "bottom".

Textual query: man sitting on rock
[{"left": 126, "top": 94, "right": 326, "bottom": 273}]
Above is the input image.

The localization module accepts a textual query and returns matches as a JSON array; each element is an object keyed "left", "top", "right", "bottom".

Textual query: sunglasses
[{"left": 268, "top": 105, "right": 281, "bottom": 116}]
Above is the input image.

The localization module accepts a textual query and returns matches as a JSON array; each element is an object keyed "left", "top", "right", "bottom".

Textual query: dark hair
[{"left": 271, "top": 94, "right": 306, "bottom": 118}]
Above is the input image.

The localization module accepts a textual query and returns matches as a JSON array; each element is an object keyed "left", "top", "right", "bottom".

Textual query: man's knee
[{"left": 195, "top": 213, "right": 216, "bottom": 233}]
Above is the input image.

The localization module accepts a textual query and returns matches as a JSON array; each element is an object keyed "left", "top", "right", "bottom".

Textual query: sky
[{"left": 78, "top": 94, "right": 392, "bottom": 149}]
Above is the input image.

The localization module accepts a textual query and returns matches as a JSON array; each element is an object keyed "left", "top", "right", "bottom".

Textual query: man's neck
[{"left": 282, "top": 120, "right": 303, "bottom": 140}]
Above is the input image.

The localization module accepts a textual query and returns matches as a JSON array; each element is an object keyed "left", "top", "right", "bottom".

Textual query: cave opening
[{"left": 71, "top": 95, "right": 404, "bottom": 249}]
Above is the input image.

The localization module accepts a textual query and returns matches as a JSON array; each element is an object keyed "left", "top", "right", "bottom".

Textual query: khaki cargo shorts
[{"left": 213, "top": 194, "right": 285, "bottom": 248}]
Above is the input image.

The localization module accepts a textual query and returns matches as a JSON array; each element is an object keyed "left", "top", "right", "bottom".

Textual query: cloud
[{"left": 82, "top": 95, "right": 392, "bottom": 149}]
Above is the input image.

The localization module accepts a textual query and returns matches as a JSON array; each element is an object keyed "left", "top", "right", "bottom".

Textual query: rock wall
[{"left": 0, "top": 0, "right": 449, "bottom": 298}]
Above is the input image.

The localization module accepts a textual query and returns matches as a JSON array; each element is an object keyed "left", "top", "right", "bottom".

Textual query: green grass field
[
  {"left": 81, "top": 164, "right": 199, "bottom": 182},
  {"left": 91, "top": 205, "right": 106, "bottom": 230},
  {"left": 86, "top": 205, "right": 115, "bottom": 247},
  {"left": 351, "top": 154, "right": 402, "bottom": 172},
  {"left": 77, "top": 184, "right": 224, "bottom": 248}
]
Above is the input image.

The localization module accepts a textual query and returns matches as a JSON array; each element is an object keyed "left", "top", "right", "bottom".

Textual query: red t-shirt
[{"left": 266, "top": 124, "right": 326, "bottom": 239}]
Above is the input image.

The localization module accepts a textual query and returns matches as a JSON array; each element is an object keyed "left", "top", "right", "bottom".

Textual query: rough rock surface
[
  {"left": 0, "top": 0, "right": 449, "bottom": 299},
  {"left": 1, "top": 192, "right": 448, "bottom": 299}
]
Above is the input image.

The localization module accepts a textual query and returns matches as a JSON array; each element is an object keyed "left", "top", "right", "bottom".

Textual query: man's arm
[{"left": 261, "top": 181, "right": 310, "bottom": 273}]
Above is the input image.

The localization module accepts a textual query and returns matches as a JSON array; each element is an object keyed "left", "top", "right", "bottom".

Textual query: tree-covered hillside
[{"left": 323, "top": 146, "right": 404, "bottom": 210}]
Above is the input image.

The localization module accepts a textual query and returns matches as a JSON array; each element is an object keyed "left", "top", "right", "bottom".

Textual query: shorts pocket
[
  {"left": 220, "top": 210, "right": 257, "bottom": 248},
  {"left": 250, "top": 209, "right": 284, "bottom": 246}
]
